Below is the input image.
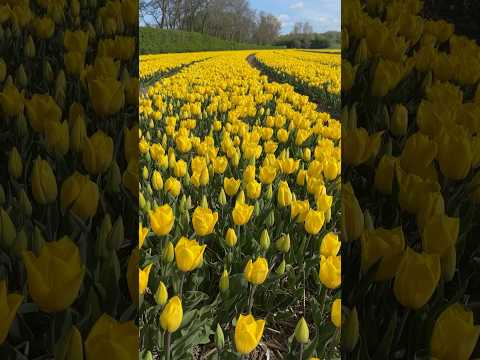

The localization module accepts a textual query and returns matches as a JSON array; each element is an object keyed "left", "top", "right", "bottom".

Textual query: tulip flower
[
  {"left": 85, "top": 314, "right": 138, "bottom": 359},
  {"left": 319, "top": 255, "right": 341, "bottom": 289},
  {"left": 224, "top": 177, "right": 241, "bottom": 197},
  {"left": 331, "top": 298, "right": 341, "bottom": 328},
  {"left": 320, "top": 232, "right": 341, "bottom": 257},
  {"left": 22, "top": 237, "right": 85, "bottom": 312},
  {"left": 139, "top": 263, "right": 153, "bottom": 295},
  {"left": 234, "top": 314, "right": 265, "bottom": 354},
  {"left": 31, "top": 157, "right": 58, "bottom": 205},
  {"left": 304, "top": 209, "right": 325, "bottom": 235},
  {"left": 192, "top": 206, "right": 218, "bottom": 236},
  {"left": 82, "top": 130, "right": 114, "bottom": 175},
  {"left": 174, "top": 237, "right": 206, "bottom": 272},
  {"left": 60, "top": 172, "right": 99, "bottom": 220},
  {"left": 160, "top": 296, "right": 183, "bottom": 333},
  {"left": 232, "top": 202, "right": 254, "bottom": 225},
  {"left": 244, "top": 257, "right": 268, "bottom": 285},
  {"left": 149, "top": 205, "right": 174, "bottom": 236},
  {"left": 139, "top": 223, "right": 148, "bottom": 249}
]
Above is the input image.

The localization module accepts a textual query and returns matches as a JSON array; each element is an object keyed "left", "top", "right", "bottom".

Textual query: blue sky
[{"left": 250, "top": 0, "right": 340, "bottom": 34}]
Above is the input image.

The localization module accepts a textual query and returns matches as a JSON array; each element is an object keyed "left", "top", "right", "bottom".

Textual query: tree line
[
  {"left": 140, "top": 0, "right": 282, "bottom": 45},
  {"left": 275, "top": 27, "right": 340, "bottom": 49}
]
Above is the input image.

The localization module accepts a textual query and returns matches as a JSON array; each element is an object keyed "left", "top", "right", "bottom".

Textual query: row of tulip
[{"left": 138, "top": 50, "right": 341, "bottom": 359}]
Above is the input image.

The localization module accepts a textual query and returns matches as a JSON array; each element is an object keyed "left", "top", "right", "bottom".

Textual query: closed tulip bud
[
  {"left": 144, "top": 352, "right": 153, "bottom": 360},
  {"left": 342, "top": 183, "right": 364, "bottom": 241},
  {"left": 31, "top": 157, "right": 58, "bottom": 205},
  {"left": 106, "top": 160, "right": 121, "bottom": 194},
  {"left": 374, "top": 155, "right": 396, "bottom": 194},
  {"left": 139, "top": 192, "right": 146, "bottom": 210},
  {"left": 70, "top": 115, "right": 87, "bottom": 153},
  {"left": 24, "top": 36, "right": 36, "bottom": 58},
  {"left": 441, "top": 245, "right": 456, "bottom": 282},
  {"left": 43, "top": 60, "right": 53, "bottom": 83},
  {"left": 354, "top": 38, "right": 368, "bottom": 63},
  {"left": 108, "top": 216, "right": 124, "bottom": 251},
  {"left": 17, "top": 190, "right": 32, "bottom": 217},
  {"left": 8, "top": 147, "right": 22, "bottom": 179},
  {"left": 200, "top": 195, "right": 209, "bottom": 209},
  {"left": 225, "top": 228, "right": 237, "bottom": 247},
  {"left": 276, "top": 234, "right": 291, "bottom": 253},
  {"left": 162, "top": 241, "right": 174, "bottom": 263},
  {"left": 218, "top": 190, "right": 227, "bottom": 208},
  {"left": 32, "top": 226, "right": 45, "bottom": 255},
  {"left": 215, "top": 324, "right": 225, "bottom": 349},
  {"left": 294, "top": 317, "right": 309, "bottom": 344},
  {"left": 15, "top": 113, "right": 28, "bottom": 138},
  {"left": 219, "top": 269, "right": 229, "bottom": 293},
  {"left": 391, "top": 104, "right": 408, "bottom": 136},
  {"left": 154, "top": 281, "right": 168, "bottom": 306},
  {"left": 244, "top": 257, "right": 269, "bottom": 285},
  {"left": 260, "top": 229, "right": 270, "bottom": 250},
  {"left": 275, "top": 259, "right": 286, "bottom": 275},
  {"left": 96, "top": 214, "right": 111, "bottom": 258},
  {"left": 342, "top": 307, "right": 359, "bottom": 352},
  {"left": 266, "top": 210, "right": 275, "bottom": 227},
  {"left": 16, "top": 64, "right": 28, "bottom": 88},
  {"left": 266, "top": 184, "right": 273, "bottom": 199},
  {"left": 0, "top": 208, "right": 16, "bottom": 250}
]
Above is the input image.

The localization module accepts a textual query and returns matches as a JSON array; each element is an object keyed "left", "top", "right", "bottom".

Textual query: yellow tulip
[
  {"left": 149, "top": 205, "right": 174, "bottom": 236},
  {"left": 139, "top": 223, "right": 148, "bottom": 249},
  {"left": 422, "top": 214, "right": 459, "bottom": 257},
  {"left": 430, "top": 303, "right": 480, "bottom": 360},
  {"left": 192, "top": 206, "right": 218, "bottom": 236},
  {"left": 290, "top": 200, "right": 310, "bottom": 223},
  {"left": 31, "top": 157, "right": 58, "bottom": 205},
  {"left": 393, "top": 248, "right": 441, "bottom": 309},
  {"left": 224, "top": 177, "right": 241, "bottom": 197},
  {"left": 25, "top": 94, "right": 61, "bottom": 134},
  {"left": 304, "top": 209, "right": 325, "bottom": 235},
  {"left": 245, "top": 180, "right": 261, "bottom": 199},
  {"left": 139, "top": 263, "right": 153, "bottom": 295},
  {"left": 277, "top": 181, "right": 292, "bottom": 207},
  {"left": 160, "top": 296, "right": 183, "bottom": 333},
  {"left": 0, "top": 83, "right": 24, "bottom": 117},
  {"left": 244, "top": 257, "right": 268, "bottom": 285},
  {"left": 234, "top": 314, "right": 265, "bottom": 354},
  {"left": 85, "top": 314, "right": 138, "bottom": 360},
  {"left": 319, "top": 255, "right": 341, "bottom": 289},
  {"left": 225, "top": 228, "right": 237, "bottom": 247},
  {"left": 174, "top": 237, "right": 206, "bottom": 272},
  {"left": 82, "top": 130, "right": 114, "bottom": 175},
  {"left": 331, "top": 298, "right": 341, "bottom": 328},
  {"left": 60, "top": 172, "right": 99, "bottom": 220},
  {"left": 232, "top": 202, "right": 254, "bottom": 225},
  {"left": 259, "top": 165, "right": 277, "bottom": 184},
  {"left": 164, "top": 177, "right": 181, "bottom": 197},
  {"left": 22, "top": 237, "right": 85, "bottom": 312},
  {"left": 320, "top": 232, "right": 340, "bottom": 257},
  {"left": 127, "top": 248, "right": 139, "bottom": 305},
  {"left": 88, "top": 78, "right": 125, "bottom": 117},
  {"left": 0, "top": 280, "right": 23, "bottom": 345},
  {"left": 341, "top": 183, "right": 364, "bottom": 241}
]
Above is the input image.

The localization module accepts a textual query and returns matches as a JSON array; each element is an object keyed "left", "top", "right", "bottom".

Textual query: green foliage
[
  {"left": 275, "top": 31, "right": 341, "bottom": 49},
  {"left": 140, "top": 28, "right": 282, "bottom": 54}
]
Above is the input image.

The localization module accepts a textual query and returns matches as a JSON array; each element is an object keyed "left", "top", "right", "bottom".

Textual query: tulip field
[
  {"left": 342, "top": 0, "right": 480, "bottom": 358},
  {"left": 139, "top": 50, "right": 341, "bottom": 359}
]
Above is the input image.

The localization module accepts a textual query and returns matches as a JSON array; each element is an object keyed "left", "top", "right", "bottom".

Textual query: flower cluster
[
  {"left": 0, "top": 0, "right": 138, "bottom": 357},
  {"left": 342, "top": 0, "right": 480, "bottom": 358},
  {"left": 138, "top": 50, "right": 341, "bottom": 358}
]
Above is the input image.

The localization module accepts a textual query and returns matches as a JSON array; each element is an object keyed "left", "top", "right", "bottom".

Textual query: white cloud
[{"left": 289, "top": 1, "right": 304, "bottom": 9}]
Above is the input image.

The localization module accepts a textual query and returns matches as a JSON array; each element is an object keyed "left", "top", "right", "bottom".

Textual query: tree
[{"left": 253, "top": 12, "right": 281, "bottom": 45}]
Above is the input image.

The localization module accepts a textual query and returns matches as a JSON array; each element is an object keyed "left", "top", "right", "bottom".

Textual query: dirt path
[{"left": 246, "top": 54, "right": 340, "bottom": 119}]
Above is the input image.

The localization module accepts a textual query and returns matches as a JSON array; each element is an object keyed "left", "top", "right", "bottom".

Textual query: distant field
[{"left": 140, "top": 27, "right": 280, "bottom": 54}]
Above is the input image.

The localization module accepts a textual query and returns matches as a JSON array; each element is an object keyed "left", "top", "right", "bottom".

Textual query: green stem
[
  {"left": 165, "top": 331, "right": 171, "bottom": 360},
  {"left": 178, "top": 273, "right": 185, "bottom": 298},
  {"left": 247, "top": 284, "right": 257, "bottom": 313},
  {"left": 299, "top": 343, "right": 304, "bottom": 360}
]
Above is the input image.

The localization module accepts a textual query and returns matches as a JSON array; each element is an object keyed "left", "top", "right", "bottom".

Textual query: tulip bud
[
  {"left": 276, "top": 234, "right": 290, "bottom": 253},
  {"left": 96, "top": 214, "right": 112, "bottom": 258},
  {"left": 32, "top": 226, "right": 45, "bottom": 255},
  {"left": 56, "top": 70, "right": 67, "bottom": 95},
  {"left": 0, "top": 185, "right": 5, "bottom": 205},
  {"left": 391, "top": 104, "right": 408, "bottom": 136},
  {"left": 8, "top": 146, "right": 23, "bottom": 179},
  {"left": 70, "top": 115, "right": 87, "bottom": 153},
  {"left": 275, "top": 259, "right": 286, "bottom": 275},
  {"left": 266, "top": 184, "right": 273, "bottom": 200},
  {"left": 17, "top": 189, "right": 32, "bottom": 217},
  {"left": 0, "top": 208, "right": 16, "bottom": 250},
  {"left": 218, "top": 188, "right": 227, "bottom": 205},
  {"left": 260, "top": 229, "right": 270, "bottom": 250},
  {"left": 214, "top": 324, "right": 225, "bottom": 350},
  {"left": 139, "top": 192, "right": 146, "bottom": 210},
  {"left": 294, "top": 317, "right": 309, "bottom": 344},
  {"left": 24, "top": 36, "right": 36, "bottom": 58},
  {"left": 225, "top": 228, "right": 237, "bottom": 247},
  {"left": 108, "top": 216, "right": 124, "bottom": 251},
  {"left": 441, "top": 245, "right": 456, "bottom": 282},
  {"left": 343, "top": 307, "right": 359, "bottom": 352},
  {"left": 201, "top": 195, "right": 208, "bottom": 209},
  {"left": 144, "top": 351, "right": 153, "bottom": 360},
  {"left": 15, "top": 113, "right": 29, "bottom": 138},
  {"left": 219, "top": 269, "right": 229, "bottom": 293},
  {"left": 186, "top": 196, "right": 192, "bottom": 210},
  {"left": 162, "top": 241, "right": 174, "bottom": 263},
  {"left": 154, "top": 281, "right": 168, "bottom": 305},
  {"left": 354, "top": 38, "right": 368, "bottom": 64},
  {"left": 179, "top": 195, "right": 187, "bottom": 213},
  {"left": 16, "top": 64, "right": 28, "bottom": 88},
  {"left": 266, "top": 210, "right": 275, "bottom": 227},
  {"left": 55, "top": 325, "right": 83, "bottom": 360},
  {"left": 43, "top": 60, "right": 54, "bottom": 83}
]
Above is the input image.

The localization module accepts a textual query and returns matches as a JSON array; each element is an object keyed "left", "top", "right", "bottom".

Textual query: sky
[{"left": 249, "top": 0, "right": 340, "bottom": 34}]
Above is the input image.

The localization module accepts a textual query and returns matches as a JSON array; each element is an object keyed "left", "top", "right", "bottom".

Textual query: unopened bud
[
  {"left": 8, "top": 146, "right": 23, "bottom": 179},
  {"left": 260, "top": 229, "right": 270, "bottom": 250},
  {"left": 342, "top": 307, "right": 359, "bottom": 352},
  {"left": 18, "top": 189, "right": 32, "bottom": 217},
  {"left": 218, "top": 188, "right": 227, "bottom": 205},
  {"left": 108, "top": 216, "right": 124, "bottom": 251},
  {"left": 214, "top": 324, "right": 225, "bottom": 349},
  {"left": 275, "top": 259, "right": 286, "bottom": 275},
  {"left": 154, "top": 281, "right": 168, "bottom": 305},
  {"left": 219, "top": 269, "right": 229, "bottom": 293},
  {"left": 275, "top": 234, "right": 290, "bottom": 253},
  {"left": 294, "top": 317, "right": 309, "bottom": 344},
  {"left": 162, "top": 241, "right": 174, "bottom": 263},
  {"left": 225, "top": 228, "right": 237, "bottom": 247},
  {"left": 0, "top": 208, "right": 16, "bottom": 250}
]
